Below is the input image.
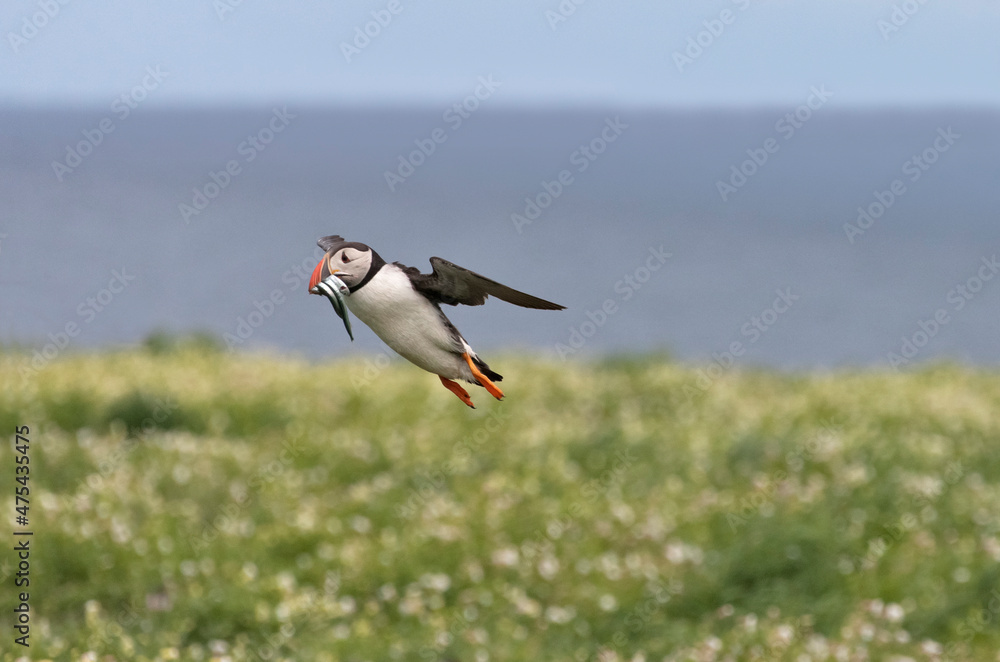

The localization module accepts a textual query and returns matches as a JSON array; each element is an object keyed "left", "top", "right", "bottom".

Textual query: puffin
[{"left": 308, "top": 235, "right": 564, "bottom": 407}]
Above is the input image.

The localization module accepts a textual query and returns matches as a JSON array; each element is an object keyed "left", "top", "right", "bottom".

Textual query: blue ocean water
[{"left": 1, "top": 106, "right": 998, "bottom": 369}]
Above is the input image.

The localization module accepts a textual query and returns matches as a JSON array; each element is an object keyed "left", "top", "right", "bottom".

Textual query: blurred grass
[{"left": 1, "top": 343, "right": 998, "bottom": 661}]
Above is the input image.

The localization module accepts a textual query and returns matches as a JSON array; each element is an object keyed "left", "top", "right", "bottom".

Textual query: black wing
[
  {"left": 317, "top": 235, "right": 346, "bottom": 252},
  {"left": 403, "top": 257, "right": 565, "bottom": 310}
]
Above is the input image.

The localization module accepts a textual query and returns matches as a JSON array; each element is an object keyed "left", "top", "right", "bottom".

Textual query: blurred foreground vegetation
[{"left": 1, "top": 343, "right": 999, "bottom": 661}]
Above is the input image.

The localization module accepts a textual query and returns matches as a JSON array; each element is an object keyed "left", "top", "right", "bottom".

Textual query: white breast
[{"left": 344, "top": 265, "right": 471, "bottom": 379}]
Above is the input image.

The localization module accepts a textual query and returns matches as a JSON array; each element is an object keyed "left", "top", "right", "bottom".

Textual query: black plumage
[{"left": 399, "top": 257, "right": 565, "bottom": 310}]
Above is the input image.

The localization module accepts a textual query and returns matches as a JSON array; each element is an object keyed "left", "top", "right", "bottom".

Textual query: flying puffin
[{"left": 308, "top": 235, "right": 564, "bottom": 407}]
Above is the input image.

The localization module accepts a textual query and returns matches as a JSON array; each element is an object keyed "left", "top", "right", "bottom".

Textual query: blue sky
[{"left": 1, "top": 0, "right": 998, "bottom": 108}]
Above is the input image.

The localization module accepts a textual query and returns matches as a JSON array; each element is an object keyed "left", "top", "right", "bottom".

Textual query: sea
[{"left": 1, "top": 105, "right": 998, "bottom": 369}]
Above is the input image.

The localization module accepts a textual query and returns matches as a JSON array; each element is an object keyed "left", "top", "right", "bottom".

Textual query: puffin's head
[{"left": 308, "top": 236, "right": 382, "bottom": 293}]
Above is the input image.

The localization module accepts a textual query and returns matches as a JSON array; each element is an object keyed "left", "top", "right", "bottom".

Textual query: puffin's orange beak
[{"left": 308, "top": 257, "right": 326, "bottom": 293}]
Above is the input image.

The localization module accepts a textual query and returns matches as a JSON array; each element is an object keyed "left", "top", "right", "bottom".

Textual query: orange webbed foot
[
  {"left": 462, "top": 353, "right": 504, "bottom": 401},
  {"left": 439, "top": 376, "right": 475, "bottom": 408}
]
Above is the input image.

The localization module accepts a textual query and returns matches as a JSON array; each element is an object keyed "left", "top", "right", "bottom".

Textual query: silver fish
[{"left": 313, "top": 274, "right": 354, "bottom": 341}]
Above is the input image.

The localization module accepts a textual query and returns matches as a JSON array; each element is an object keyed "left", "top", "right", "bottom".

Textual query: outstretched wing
[{"left": 403, "top": 257, "right": 565, "bottom": 310}]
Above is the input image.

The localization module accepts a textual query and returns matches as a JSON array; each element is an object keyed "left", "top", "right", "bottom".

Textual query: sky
[{"left": 1, "top": 0, "right": 998, "bottom": 109}]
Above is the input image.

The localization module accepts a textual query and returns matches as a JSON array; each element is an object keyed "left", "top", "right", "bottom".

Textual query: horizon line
[{"left": 1, "top": 99, "right": 998, "bottom": 114}]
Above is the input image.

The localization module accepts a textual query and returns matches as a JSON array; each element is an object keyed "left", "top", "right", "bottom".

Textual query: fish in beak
[{"left": 309, "top": 256, "right": 354, "bottom": 341}]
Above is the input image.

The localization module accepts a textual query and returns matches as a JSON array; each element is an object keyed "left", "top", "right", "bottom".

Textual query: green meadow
[{"left": 1, "top": 341, "right": 999, "bottom": 661}]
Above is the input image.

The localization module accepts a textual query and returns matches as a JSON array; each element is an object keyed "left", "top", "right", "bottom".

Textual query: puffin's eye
[{"left": 341, "top": 254, "right": 350, "bottom": 263}]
